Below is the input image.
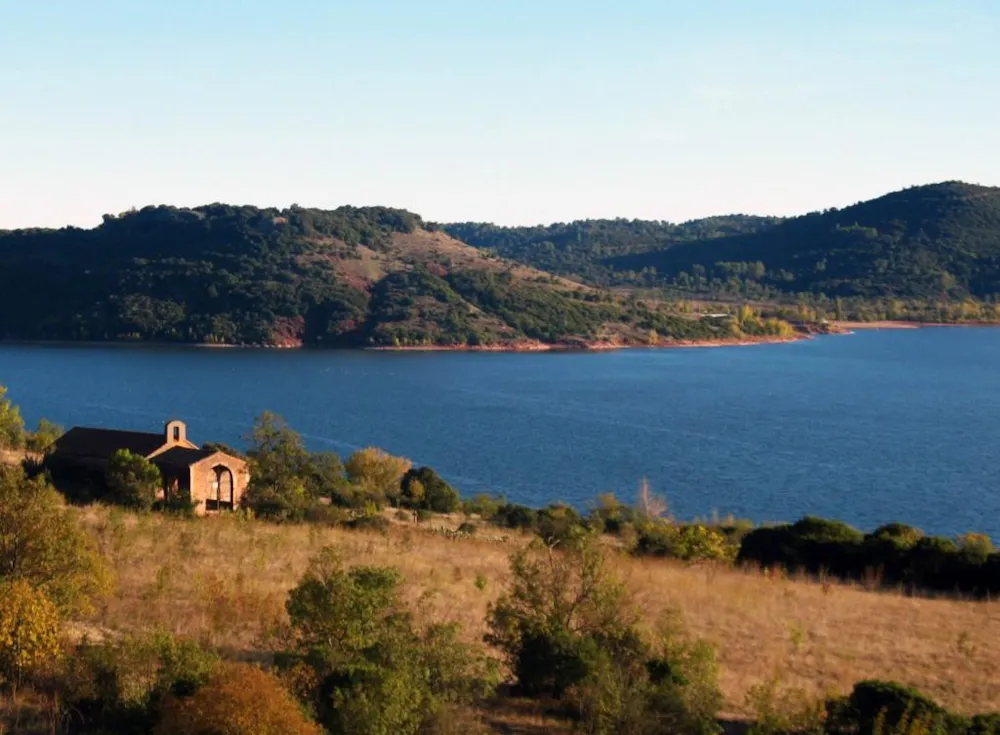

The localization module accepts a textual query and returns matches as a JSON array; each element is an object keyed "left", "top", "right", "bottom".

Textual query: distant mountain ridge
[
  {"left": 444, "top": 215, "right": 782, "bottom": 285},
  {"left": 0, "top": 204, "right": 745, "bottom": 347},
  {"left": 447, "top": 182, "right": 1000, "bottom": 302}
]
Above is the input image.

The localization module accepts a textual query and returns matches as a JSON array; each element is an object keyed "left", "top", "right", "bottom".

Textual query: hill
[
  {"left": 607, "top": 181, "right": 1000, "bottom": 301},
  {"left": 444, "top": 215, "right": 781, "bottom": 285},
  {"left": 0, "top": 204, "right": 758, "bottom": 348}
]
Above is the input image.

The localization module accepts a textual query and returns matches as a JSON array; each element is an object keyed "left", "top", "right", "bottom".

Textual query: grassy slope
[{"left": 76, "top": 507, "right": 1000, "bottom": 725}]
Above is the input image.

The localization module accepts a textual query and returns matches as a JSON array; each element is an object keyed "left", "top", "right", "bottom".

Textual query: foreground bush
[
  {"left": 0, "top": 465, "right": 111, "bottom": 614},
  {"left": 487, "top": 535, "right": 722, "bottom": 734},
  {"left": 282, "top": 546, "right": 499, "bottom": 734},
  {"left": 63, "top": 631, "right": 219, "bottom": 733},
  {"left": 824, "top": 680, "right": 998, "bottom": 735},
  {"left": 0, "top": 580, "right": 62, "bottom": 691},
  {"left": 156, "top": 662, "right": 321, "bottom": 735}
]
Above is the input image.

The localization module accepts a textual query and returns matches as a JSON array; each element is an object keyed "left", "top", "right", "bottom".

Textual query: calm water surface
[{"left": 2, "top": 329, "right": 999, "bottom": 538}]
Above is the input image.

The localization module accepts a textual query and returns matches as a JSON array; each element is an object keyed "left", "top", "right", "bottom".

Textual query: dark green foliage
[
  {"left": 62, "top": 631, "right": 219, "bottom": 734},
  {"left": 400, "top": 466, "right": 460, "bottom": 513},
  {"left": 444, "top": 216, "right": 779, "bottom": 285},
  {"left": 737, "top": 516, "right": 1000, "bottom": 596},
  {"left": 243, "top": 412, "right": 344, "bottom": 520},
  {"left": 968, "top": 715, "right": 1000, "bottom": 735},
  {"left": 825, "top": 680, "right": 972, "bottom": 735},
  {"left": 486, "top": 537, "right": 722, "bottom": 734},
  {"left": 610, "top": 182, "right": 1000, "bottom": 303},
  {"left": 0, "top": 203, "right": 734, "bottom": 347},
  {"left": 282, "top": 547, "right": 498, "bottom": 735},
  {"left": 105, "top": 449, "right": 162, "bottom": 511}
]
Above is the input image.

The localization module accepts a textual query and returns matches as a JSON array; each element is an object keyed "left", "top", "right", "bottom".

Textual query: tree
[
  {"left": 156, "top": 662, "right": 322, "bottom": 735},
  {"left": 486, "top": 536, "right": 722, "bottom": 734},
  {"left": 0, "top": 465, "right": 111, "bottom": 614},
  {"left": 0, "top": 580, "right": 62, "bottom": 691},
  {"left": 284, "top": 546, "right": 498, "bottom": 735},
  {"left": 344, "top": 447, "right": 412, "bottom": 508},
  {"left": 24, "top": 418, "right": 64, "bottom": 454},
  {"left": 106, "top": 449, "right": 162, "bottom": 511},
  {"left": 243, "top": 412, "right": 318, "bottom": 519},
  {"left": 401, "top": 466, "right": 460, "bottom": 513},
  {"left": 0, "top": 386, "right": 25, "bottom": 450}
]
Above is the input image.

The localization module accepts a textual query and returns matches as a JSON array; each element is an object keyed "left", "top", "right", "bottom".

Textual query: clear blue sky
[{"left": 1, "top": 0, "right": 997, "bottom": 229}]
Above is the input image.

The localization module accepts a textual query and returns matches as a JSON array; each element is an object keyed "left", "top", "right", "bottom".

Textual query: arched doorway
[{"left": 207, "top": 465, "right": 235, "bottom": 512}]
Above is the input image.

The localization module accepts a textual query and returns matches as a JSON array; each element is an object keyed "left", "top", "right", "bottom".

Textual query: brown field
[{"left": 75, "top": 506, "right": 1000, "bottom": 724}]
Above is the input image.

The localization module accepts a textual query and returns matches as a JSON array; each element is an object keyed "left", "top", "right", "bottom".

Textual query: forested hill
[
  {"left": 443, "top": 215, "right": 781, "bottom": 284},
  {"left": 608, "top": 182, "right": 1000, "bottom": 300},
  {"left": 0, "top": 204, "right": 749, "bottom": 347}
]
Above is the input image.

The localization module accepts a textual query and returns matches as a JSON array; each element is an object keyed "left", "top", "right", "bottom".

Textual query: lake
[{"left": 2, "top": 328, "right": 999, "bottom": 539}]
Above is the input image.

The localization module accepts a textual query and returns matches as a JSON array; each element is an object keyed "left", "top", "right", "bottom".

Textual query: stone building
[{"left": 50, "top": 419, "right": 249, "bottom": 514}]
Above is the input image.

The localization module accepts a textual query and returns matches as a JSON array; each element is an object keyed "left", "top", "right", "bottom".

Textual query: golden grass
[{"left": 78, "top": 507, "right": 1000, "bottom": 719}]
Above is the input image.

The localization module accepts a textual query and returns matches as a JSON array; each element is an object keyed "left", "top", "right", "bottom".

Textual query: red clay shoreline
[{"left": 4, "top": 321, "right": 998, "bottom": 352}]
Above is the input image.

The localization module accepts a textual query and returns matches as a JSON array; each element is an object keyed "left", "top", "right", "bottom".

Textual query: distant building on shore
[{"left": 49, "top": 419, "right": 249, "bottom": 514}]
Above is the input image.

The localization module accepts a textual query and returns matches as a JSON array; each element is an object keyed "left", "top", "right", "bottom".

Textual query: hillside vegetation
[
  {"left": 611, "top": 182, "right": 1000, "bottom": 301},
  {"left": 445, "top": 215, "right": 780, "bottom": 285},
  {"left": 0, "top": 205, "right": 770, "bottom": 348},
  {"left": 448, "top": 182, "right": 1000, "bottom": 321}
]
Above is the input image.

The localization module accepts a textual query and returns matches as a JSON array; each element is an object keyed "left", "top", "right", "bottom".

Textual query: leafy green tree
[
  {"left": 401, "top": 466, "right": 460, "bottom": 513},
  {"left": 106, "top": 449, "right": 162, "bottom": 511},
  {"left": 243, "top": 412, "right": 316, "bottom": 519},
  {"left": 284, "top": 547, "right": 498, "bottom": 735},
  {"left": 0, "top": 465, "right": 111, "bottom": 614},
  {"left": 0, "top": 386, "right": 25, "bottom": 450},
  {"left": 487, "top": 536, "right": 722, "bottom": 734}
]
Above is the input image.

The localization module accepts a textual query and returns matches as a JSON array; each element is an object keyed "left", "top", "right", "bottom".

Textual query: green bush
[
  {"left": 486, "top": 536, "right": 722, "bottom": 733},
  {"left": 283, "top": 547, "right": 498, "bottom": 735},
  {"left": 106, "top": 449, "right": 162, "bottom": 511},
  {"left": 825, "top": 680, "right": 968, "bottom": 735},
  {"left": 63, "top": 631, "right": 220, "bottom": 733},
  {"left": 401, "top": 466, "right": 460, "bottom": 513}
]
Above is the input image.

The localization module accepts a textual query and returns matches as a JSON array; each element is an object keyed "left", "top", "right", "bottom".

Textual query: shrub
[
  {"left": 487, "top": 536, "right": 722, "bottom": 733},
  {"left": 745, "top": 676, "right": 825, "bottom": 735},
  {"left": 345, "top": 447, "right": 412, "bottom": 508},
  {"left": 0, "top": 465, "right": 112, "bottom": 614},
  {"left": 24, "top": 418, "right": 64, "bottom": 455},
  {"left": 0, "top": 386, "right": 25, "bottom": 450},
  {"left": 536, "top": 503, "right": 588, "bottom": 546},
  {"left": 635, "top": 522, "right": 736, "bottom": 562},
  {"left": 106, "top": 449, "right": 162, "bottom": 511},
  {"left": 155, "top": 662, "right": 322, "bottom": 735},
  {"left": 587, "top": 492, "right": 635, "bottom": 535},
  {"left": 401, "top": 466, "right": 460, "bottom": 513},
  {"left": 457, "top": 521, "right": 477, "bottom": 535},
  {"left": 63, "top": 631, "right": 220, "bottom": 733},
  {"left": 826, "top": 680, "right": 968, "bottom": 735},
  {"left": 284, "top": 547, "right": 498, "bottom": 735},
  {"left": 0, "top": 580, "right": 62, "bottom": 690},
  {"left": 463, "top": 493, "right": 502, "bottom": 519},
  {"left": 492, "top": 502, "right": 539, "bottom": 531}
]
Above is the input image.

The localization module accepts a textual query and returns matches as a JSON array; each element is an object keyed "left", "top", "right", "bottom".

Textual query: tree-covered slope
[
  {"left": 608, "top": 182, "right": 1000, "bottom": 300},
  {"left": 443, "top": 215, "right": 781, "bottom": 284},
  {"left": 0, "top": 204, "right": 750, "bottom": 347}
]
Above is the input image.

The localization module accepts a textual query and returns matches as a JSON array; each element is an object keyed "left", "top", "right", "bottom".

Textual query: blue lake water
[{"left": 2, "top": 329, "right": 999, "bottom": 539}]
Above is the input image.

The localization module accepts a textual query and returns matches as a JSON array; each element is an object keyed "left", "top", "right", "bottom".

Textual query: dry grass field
[{"left": 75, "top": 505, "right": 1000, "bottom": 724}]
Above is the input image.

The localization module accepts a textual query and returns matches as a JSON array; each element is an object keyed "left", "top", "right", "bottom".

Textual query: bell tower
[{"left": 165, "top": 419, "right": 187, "bottom": 446}]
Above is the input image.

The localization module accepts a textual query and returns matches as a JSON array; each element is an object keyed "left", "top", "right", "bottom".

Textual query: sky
[{"left": 1, "top": 0, "right": 998, "bottom": 229}]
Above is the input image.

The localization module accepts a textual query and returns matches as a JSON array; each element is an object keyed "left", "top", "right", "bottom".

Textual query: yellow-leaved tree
[
  {"left": 0, "top": 579, "right": 62, "bottom": 691},
  {"left": 0, "top": 465, "right": 112, "bottom": 615}
]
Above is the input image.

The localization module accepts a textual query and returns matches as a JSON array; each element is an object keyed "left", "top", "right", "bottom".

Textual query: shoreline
[{"left": 3, "top": 321, "right": 997, "bottom": 353}]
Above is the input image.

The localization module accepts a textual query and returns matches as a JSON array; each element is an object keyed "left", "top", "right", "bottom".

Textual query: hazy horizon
[{"left": 2, "top": 1, "right": 997, "bottom": 230}]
